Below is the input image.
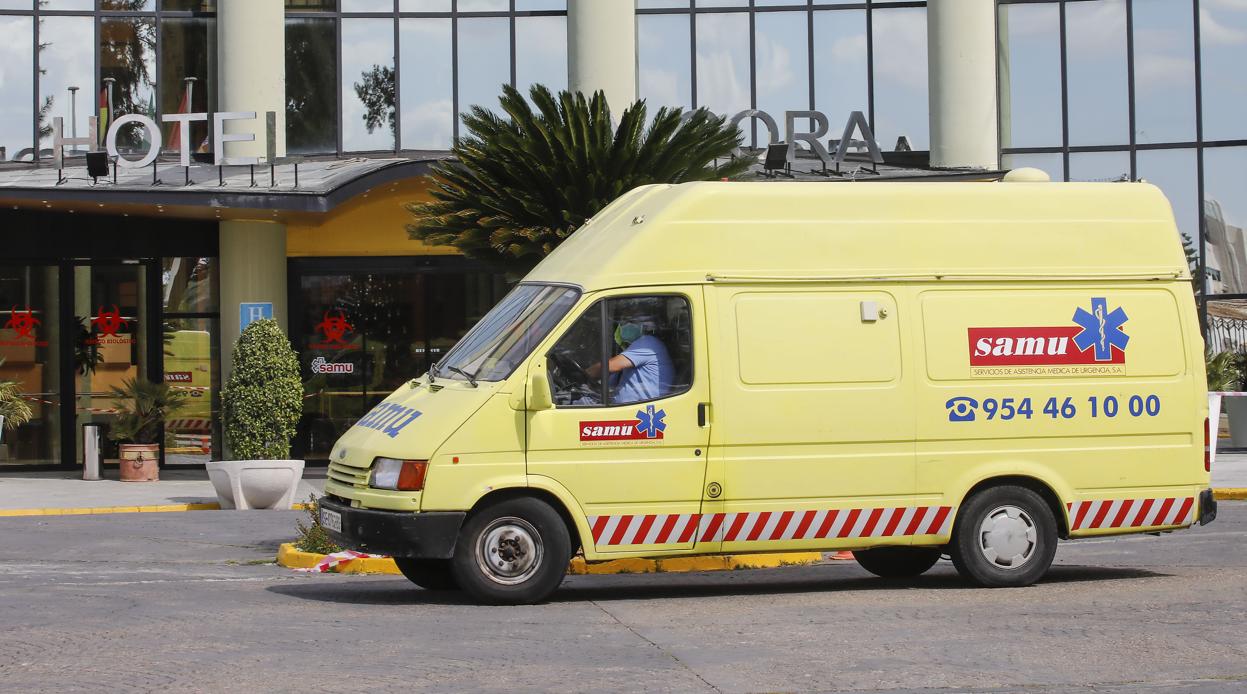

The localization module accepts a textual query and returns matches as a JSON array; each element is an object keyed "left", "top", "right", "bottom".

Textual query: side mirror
[{"left": 527, "top": 363, "right": 554, "bottom": 411}]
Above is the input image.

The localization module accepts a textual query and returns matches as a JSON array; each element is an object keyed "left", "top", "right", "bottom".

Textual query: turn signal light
[{"left": 370, "top": 458, "right": 428, "bottom": 491}]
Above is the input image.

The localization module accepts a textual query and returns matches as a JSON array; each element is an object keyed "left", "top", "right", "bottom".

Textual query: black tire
[
  {"left": 393, "top": 558, "right": 459, "bottom": 591},
  {"left": 949, "top": 485, "right": 1058, "bottom": 588},
  {"left": 450, "top": 497, "right": 571, "bottom": 605},
  {"left": 853, "top": 546, "right": 942, "bottom": 578}
]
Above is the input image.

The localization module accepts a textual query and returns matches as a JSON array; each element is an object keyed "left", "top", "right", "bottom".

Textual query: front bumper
[
  {"left": 319, "top": 496, "right": 465, "bottom": 559},
  {"left": 1199, "top": 488, "right": 1217, "bottom": 526}
]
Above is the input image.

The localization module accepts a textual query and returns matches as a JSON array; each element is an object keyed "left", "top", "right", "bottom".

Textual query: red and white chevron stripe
[
  {"left": 588, "top": 505, "right": 954, "bottom": 547},
  {"left": 1067, "top": 496, "right": 1194, "bottom": 532}
]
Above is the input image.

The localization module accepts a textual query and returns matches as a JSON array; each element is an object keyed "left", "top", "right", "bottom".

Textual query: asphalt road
[{"left": 0, "top": 505, "right": 1244, "bottom": 693}]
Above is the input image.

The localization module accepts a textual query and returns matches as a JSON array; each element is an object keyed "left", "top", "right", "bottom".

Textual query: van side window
[{"left": 548, "top": 295, "right": 693, "bottom": 407}]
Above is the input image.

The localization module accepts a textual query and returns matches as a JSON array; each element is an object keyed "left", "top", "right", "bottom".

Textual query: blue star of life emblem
[
  {"left": 1072, "top": 297, "right": 1129, "bottom": 362},
  {"left": 635, "top": 404, "right": 666, "bottom": 438}
]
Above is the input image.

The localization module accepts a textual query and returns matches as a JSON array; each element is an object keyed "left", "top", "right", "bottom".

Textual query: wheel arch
[
  {"left": 467, "top": 480, "right": 587, "bottom": 555},
  {"left": 958, "top": 474, "right": 1071, "bottom": 539}
]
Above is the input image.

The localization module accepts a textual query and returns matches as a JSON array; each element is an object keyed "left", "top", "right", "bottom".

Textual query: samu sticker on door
[
  {"left": 579, "top": 405, "right": 666, "bottom": 445},
  {"left": 967, "top": 298, "right": 1129, "bottom": 378}
]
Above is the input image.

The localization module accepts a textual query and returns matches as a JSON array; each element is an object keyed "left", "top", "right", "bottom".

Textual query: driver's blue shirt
[{"left": 614, "top": 335, "right": 675, "bottom": 404}]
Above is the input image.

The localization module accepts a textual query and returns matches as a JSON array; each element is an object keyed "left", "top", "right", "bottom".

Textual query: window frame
[{"left": 548, "top": 291, "right": 695, "bottom": 410}]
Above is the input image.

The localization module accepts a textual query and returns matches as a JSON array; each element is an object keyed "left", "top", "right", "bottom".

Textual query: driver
[{"left": 585, "top": 315, "right": 675, "bottom": 404}]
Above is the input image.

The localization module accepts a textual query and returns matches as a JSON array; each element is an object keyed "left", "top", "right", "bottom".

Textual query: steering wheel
[{"left": 548, "top": 351, "right": 590, "bottom": 386}]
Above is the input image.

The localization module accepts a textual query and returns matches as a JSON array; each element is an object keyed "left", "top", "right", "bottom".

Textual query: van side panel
[
  {"left": 915, "top": 283, "right": 1207, "bottom": 537},
  {"left": 709, "top": 285, "right": 922, "bottom": 553}
]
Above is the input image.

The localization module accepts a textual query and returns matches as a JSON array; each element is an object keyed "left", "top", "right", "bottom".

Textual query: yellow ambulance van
[{"left": 320, "top": 180, "right": 1216, "bottom": 604}]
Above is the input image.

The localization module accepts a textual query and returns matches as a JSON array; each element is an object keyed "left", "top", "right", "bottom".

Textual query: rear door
[{"left": 526, "top": 288, "right": 713, "bottom": 554}]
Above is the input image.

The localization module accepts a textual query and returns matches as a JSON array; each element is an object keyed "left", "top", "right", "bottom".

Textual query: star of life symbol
[
  {"left": 635, "top": 404, "right": 666, "bottom": 439},
  {"left": 1072, "top": 297, "right": 1129, "bottom": 362},
  {"left": 5, "top": 306, "right": 40, "bottom": 340}
]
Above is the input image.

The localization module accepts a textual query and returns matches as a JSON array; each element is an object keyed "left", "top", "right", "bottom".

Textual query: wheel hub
[
  {"left": 978, "top": 505, "right": 1037, "bottom": 569},
  {"left": 476, "top": 516, "right": 544, "bottom": 586}
]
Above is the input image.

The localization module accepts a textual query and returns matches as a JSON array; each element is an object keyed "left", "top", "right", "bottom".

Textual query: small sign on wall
[{"left": 239, "top": 302, "right": 273, "bottom": 331}]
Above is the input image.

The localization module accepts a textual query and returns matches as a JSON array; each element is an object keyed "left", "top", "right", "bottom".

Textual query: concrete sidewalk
[{"left": 0, "top": 467, "right": 325, "bottom": 512}]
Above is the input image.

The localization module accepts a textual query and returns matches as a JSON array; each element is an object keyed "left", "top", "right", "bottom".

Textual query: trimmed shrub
[{"left": 222, "top": 319, "right": 303, "bottom": 460}]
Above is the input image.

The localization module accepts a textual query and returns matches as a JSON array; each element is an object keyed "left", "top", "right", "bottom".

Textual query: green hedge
[{"left": 222, "top": 319, "right": 303, "bottom": 460}]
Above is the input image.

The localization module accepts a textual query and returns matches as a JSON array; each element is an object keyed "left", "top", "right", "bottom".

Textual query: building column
[
  {"left": 219, "top": 220, "right": 288, "bottom": 383},
  {"left": 927, "top": 0, "right": 999, "bottom": 170},
  {"left": 567, "top": 0, "right": 637, "bottom": 114},
  {"left": 217, "top": 0, "right": 285, "bottom": 160}
]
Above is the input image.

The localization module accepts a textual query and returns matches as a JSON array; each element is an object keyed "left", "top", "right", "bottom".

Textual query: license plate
[{"left": 320, "top": 507, "right": 342, "bottom": 533}]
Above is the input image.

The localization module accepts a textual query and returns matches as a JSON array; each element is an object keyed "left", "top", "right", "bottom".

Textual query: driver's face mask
[{"left": 615, "top": 322, "right": 643, "bottom": 348}]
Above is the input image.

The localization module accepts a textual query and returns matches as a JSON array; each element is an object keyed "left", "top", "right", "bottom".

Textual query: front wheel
[
  {"left": 450, "top": 497, "right": 571, "bottom": 605},
  {"left": 394, "top": 558, "right": 459, "bottom": 591},
  {"left": 853, "top": 546, "right": 941, "bottom": 578},
  {"left": 949, "top": 485, "right": 1058, "bottom": 588}
]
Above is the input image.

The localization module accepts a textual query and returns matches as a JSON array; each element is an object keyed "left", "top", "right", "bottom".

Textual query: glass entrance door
[
  {"left": 73, "top": 263, "right": 151, "bottom": 466},
  {"left": 0, "top": 265, "right": 62, "bottom": 466}
]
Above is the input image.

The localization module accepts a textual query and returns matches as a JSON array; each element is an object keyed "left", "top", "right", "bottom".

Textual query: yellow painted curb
[
  {"left": 275, "top": 542, "right": 825, "bottom": 577},
  {"left": 0, "top": 502, "right": 220, "bottom": 517},
  {"left": 1214, "top": 488, "right": 1247, "bottom": 500}
]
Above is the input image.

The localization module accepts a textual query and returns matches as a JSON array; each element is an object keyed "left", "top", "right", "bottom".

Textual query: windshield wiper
[{"left": 446, "top": 366, "right": 478, "bottom": 387}]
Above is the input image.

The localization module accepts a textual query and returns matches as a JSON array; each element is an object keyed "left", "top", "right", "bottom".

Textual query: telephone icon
[{"left": 945, "top": 397, "right": 979, "bottom": 422}]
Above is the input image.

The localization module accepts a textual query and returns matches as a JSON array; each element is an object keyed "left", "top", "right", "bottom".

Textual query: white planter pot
[
  {"left": 206, "top": 459, "right": 305, "bottom": 510},
  {"left": 1225, "top": 397, "right": 1247, "bottom": 448}
]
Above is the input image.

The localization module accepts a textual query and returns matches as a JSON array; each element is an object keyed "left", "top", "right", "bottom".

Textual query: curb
[
  {"left": 1215, "top": 488, "right": 1247, "bottom": 500},
  {"left": 0, "top": 502, "right": 314, "bottom": 518},
  {"left": 276, "top": 542, "right": 824, "bottom": 576}
]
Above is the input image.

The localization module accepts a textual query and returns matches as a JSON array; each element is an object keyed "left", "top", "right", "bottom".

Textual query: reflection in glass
[
  {"left": 43, "top": 0, "right": 92, "bottom": 8},
  {"left": 637, "top": 0, "right": 689, "bottom": 8},
  {"left": 1066, "top": 0, "right": 1128, "bottom": 145},
  {"left": 287, "top": 18, "right": 339, "bottom": 154},
  {"left": 103, "top": 0, "right": 155, "bottom": 9},
  {"left": 754, "top": 11, "right": 808, "bottom": 149},
  {"left": 0, "top": 1, "right": 32, "bottom": 9},
  {"left": 1136, "top": 149, "right": 1198, "bottom": 270},
  {"left": 0, "top": 266, "right": 61, "bottom": 466},
  {"left": 37, "top": 16, "right": 94, "bottom": 152},
  {"left": 162, "top": 257, "right": 218, "bottom": 313},
  {"left": 286, "top": 0, "right": 336, "bottom": 10},
  {"left": 457, "top": 18, "right": 510, "bottom": 132},
  {"left": 400, "top": 0, "right": 451, "bottom": 10},
  {"left": 163, "top": 317, "right": 220, "bottom": 466},
  {"left": 998, "top": 2, "right": 1061, "bottom": 149},
  {"left": 342, "top": 18, "right": 395, "bottom": 151},
  {"left": 400, "top": 18, "right": 453, "bottom": 149},
  {"left": 1204, "top": 148, "right": 1247, "bottom": 294},
  {"left": 1132, "top": 0, "right": 1196, "bottom": 144},
  {"left": 1001, "top": 152, "right": 1063, "bottom": 183},
  {"left": 871, "top": 7, "right": 928, "bottom": 149},
  {"left": 638, "top": 13, "right": 692, "bottom": 111},
  {"left": 161, "top": 0, "right": 216, "bottom": 10},
  {"left": 695, "top": 12, "right": 750, "bottom": 117},
  {"left": 1199, "top": 1, "right": 1247, "bottom": 141},
  {"left": 516, "top": 16, "right": 567, "bottom": 96},
  {"left": 515, "top": 0, "right": 565, "bottom": 9},
  {"left": 1067, "top": 151, "right": 1129, "bottom": 182},
  {"left": 342, "top": 0, "right": 394, "bottom": 11},
  {"left": 459, "top": 0, "right": 507, "bottom": 11},
  {"left": 160, "top": 18, "right": 216, "bottom": 155},
  {"left": 101, "top": 17, "right": 157, "bottom": 152},
  {"left": 813, "top": 10, "right": 868, "bottom": 124},
  {"left": 0, "top": 16, "right": 34, "bottom": 161}
]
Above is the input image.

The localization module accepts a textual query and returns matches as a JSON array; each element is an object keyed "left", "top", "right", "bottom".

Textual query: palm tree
[{"left": 407, "top": 84, "right": 752, "bottom": 272}]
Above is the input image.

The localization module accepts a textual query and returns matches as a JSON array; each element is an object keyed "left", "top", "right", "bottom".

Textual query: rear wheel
[
  {"left": 949, "top": 485, "right": 1058, "bottom": 588},
  {"left": 394, "top": 558, "right": 459, "bottom": 591},
  {"left": 450, "top": 497, "right": 571, "bottom": 605},
  {"left": 853, "top": 547, "right": 941, "bottom": 578}
]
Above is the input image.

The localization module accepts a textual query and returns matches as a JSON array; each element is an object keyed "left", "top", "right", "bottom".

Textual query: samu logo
[{"left": 355, "top": 402, "right": 421, "bottom": 438}]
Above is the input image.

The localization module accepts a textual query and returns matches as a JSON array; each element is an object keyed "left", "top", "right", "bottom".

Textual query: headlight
[{"left": 369, "top": 458, "right": 428, "bottom": 491}]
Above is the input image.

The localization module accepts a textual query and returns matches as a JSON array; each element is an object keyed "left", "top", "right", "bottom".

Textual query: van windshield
[{"left": 434, "top": 283, "right": 580, "bottom": 383}]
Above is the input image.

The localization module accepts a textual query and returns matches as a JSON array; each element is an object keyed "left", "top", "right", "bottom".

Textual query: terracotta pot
[{"left": 119, "top": 443, "right": 160, "bottom": 482}]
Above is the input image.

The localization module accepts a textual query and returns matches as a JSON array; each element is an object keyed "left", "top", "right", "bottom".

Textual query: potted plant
[
  {"left": 106, "top": 377, "right": 187, "bottom": 482},
  {"left": 0, "top": 359, "right": 35, "bottom": 449},
  {"left": 212, "top": 319, "right": 305, "bottom": 510}
]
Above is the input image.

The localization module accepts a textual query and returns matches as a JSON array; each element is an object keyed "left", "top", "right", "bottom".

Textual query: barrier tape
[{"left": 294, "top": 550, "right": 384, "bottom": 573}]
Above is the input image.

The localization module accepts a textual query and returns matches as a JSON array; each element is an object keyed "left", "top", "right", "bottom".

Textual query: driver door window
[{"left": 548, "top": 295, "right": 693, "bottom": 407}]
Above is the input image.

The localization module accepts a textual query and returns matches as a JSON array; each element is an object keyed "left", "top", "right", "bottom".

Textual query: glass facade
[{"left": 998, "top": 0, "right": 1247, "bottom": 346}]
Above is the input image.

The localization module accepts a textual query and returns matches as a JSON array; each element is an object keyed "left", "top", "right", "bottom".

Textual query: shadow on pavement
[{"left": 265, "top": 563, "right": 1167, "bottom": 606}]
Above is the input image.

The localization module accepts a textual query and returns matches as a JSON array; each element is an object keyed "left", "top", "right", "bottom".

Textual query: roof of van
[{"left": 523, "top": 181, "right": 1190, "bottom": 291}]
